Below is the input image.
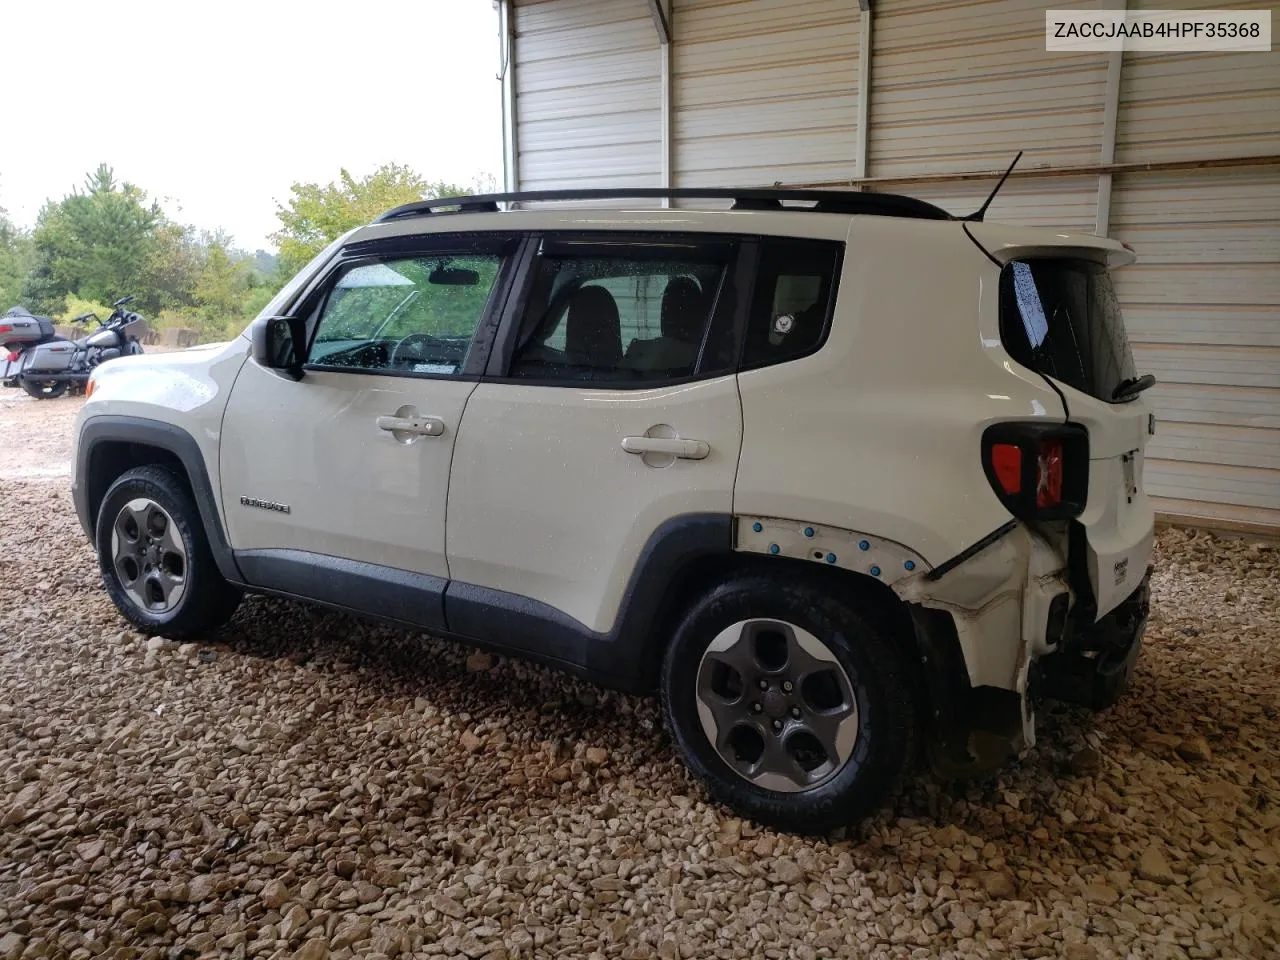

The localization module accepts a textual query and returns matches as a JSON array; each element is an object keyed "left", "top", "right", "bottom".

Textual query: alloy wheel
[
  {"left": 110, "top": 497, "right": 188, "bottom": 613},
  {"left": 694, "top": 619, "right": 859, "bottom": 792}
]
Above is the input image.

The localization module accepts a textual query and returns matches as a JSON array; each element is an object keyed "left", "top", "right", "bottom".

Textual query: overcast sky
[{"left": 1, "top": 1, "right": 504, "bottom": 251}]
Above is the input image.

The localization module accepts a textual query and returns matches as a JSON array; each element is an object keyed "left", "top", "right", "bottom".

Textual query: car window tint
[
  {"left": 509, "top": 253, "right": 729, "bottom": 384},
  {"left": 741, "top": 239, "right": 843, "bottom": 370},
  {"left": 308, "top": 253, "right": 502, "bottom": 375}
]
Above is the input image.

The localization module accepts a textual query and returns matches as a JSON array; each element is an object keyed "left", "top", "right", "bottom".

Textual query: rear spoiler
[{"left": 965, "top": 223, "right": 1137, "bottom": 269}]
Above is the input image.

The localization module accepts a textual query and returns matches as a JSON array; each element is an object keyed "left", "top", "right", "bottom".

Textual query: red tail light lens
[
  {"left": 982, "top": 423, "right": 1088, "bottom": 521},
  {"left": 1036, "top": 440, "right": 1063, "bottom": 508},
  {"left": 0, "top": 324, "right": 12, "bottom": 335},
  {"left": 990, "top": 443, "right": 1022, "bottom": 495}
]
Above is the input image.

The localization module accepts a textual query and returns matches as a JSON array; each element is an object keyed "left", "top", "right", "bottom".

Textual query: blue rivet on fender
[
  {"left": 870, "top": 565, "right": 881, "bottom": 576},
  {"left": 769, "top": 543, "right": 780, "bottom": 555},
  {"left": 803, "top": 527, "right": 814, "bottom": 538},
  {"left": 859, "top": 540, "right": 870, "bottom": 551},
  {"left": 826, "top": 553, "right": 837, "bottom": 564},
  {"left": 752, "top": 522, "right": 763, "bottom": 533},
  {"left": 904, "top": 560, "right": 916, "bottom": 571}
]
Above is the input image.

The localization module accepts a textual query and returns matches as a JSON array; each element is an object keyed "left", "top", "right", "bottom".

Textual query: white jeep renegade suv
[{"left": 72, "top": 187, "right": 1155, "bottom": 832}]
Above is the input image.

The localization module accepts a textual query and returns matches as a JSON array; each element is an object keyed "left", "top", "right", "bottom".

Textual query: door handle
[
  {"left": 621, "top": 436, "right": 710, "bottom": 460},
  {"left": 376, "top": 415, "right": 445, "bottom": 437}
]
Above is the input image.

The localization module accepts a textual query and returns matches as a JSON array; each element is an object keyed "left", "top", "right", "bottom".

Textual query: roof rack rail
[{"left": 373, "top": 187, "right": 956, "bottom": 224}]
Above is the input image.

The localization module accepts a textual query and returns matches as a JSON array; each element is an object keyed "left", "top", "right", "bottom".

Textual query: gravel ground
[
  {"left": 1, "top": 392, "right": 1278, "bottom": 959},
  {"left": 0, "top": 390, "right": 82, "bottom": 481}
]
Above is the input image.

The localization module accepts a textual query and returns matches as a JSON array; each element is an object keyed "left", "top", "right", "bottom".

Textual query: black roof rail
[{"left": 373, "top": 187, "right": 956, "bottom": 224}]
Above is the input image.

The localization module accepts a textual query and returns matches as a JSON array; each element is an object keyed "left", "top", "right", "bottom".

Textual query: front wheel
[
  {"left": 21, "top": 378, "right": 67, "bottom": 400},
  {"left": 660, "top": 574, "right": 917, "bottom": 833},
  {"left": 96, "top": 465, "right": 242, "bottom": 638}
]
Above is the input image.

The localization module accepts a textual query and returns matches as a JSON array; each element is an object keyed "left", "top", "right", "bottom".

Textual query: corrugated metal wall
[
  {"left": 867, "top": 0, "right": 1109, "bottom": 177},
  {"left": 1104, "top": 0, "right": 1280, "bottom": 529},
  {"left": 512, "top": 0, "right": 661, "bottom": 190},
  {"left": 506, "top": 0, "right": 1280, "bottom": 532},
  {"left": 671, "top": 0, "right": 860, "bottom": 187}
]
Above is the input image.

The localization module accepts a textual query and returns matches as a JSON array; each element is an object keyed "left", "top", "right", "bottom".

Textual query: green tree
[
  {"left": 144, "top": 222, "right": 205, "bottom": 312},
  {"left": 271, "top": 164, "right": 471, "bottom": 276},
  {"left": 0, "top": 204, "right": 35, "bottom": 309},
  {"left": 193, "top": 233, "right": 250, "bottom": 334},
  {"left": 24, "top": 164, "right": 161, "bottom": 313}
]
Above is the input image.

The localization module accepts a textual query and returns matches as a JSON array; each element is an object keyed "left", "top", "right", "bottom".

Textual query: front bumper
[{"left": 1032, "top": 569, "right": 1151, "bottom": 710}]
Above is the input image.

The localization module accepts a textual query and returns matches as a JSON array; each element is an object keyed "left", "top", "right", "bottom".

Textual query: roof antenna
[{"left": 967, "top": 151, "right": 1023, "bottom": 222}]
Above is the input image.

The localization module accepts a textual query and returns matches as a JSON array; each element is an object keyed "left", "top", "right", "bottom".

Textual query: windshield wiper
[{"left": 1112, "top": 373, "right": 1156, "bottom": 401}]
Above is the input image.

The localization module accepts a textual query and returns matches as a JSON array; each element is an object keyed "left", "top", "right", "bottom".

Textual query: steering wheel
[{"left": 391, "top": 333, "right": 442, "bottom": 367}]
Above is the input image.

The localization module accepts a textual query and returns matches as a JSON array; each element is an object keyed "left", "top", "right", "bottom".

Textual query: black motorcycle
[{"left": 0, "top": 296, "right": 146, "bottom": 399}]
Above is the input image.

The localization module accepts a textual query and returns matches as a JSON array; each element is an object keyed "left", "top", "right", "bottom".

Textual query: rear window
[{"left": 999, "top": 258, "right": 1137, "bottom": 403}]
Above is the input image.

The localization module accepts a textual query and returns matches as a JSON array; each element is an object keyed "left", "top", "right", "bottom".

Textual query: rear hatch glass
[{"left": 999, "top": 258, "right": 1138, "bottom": 403}]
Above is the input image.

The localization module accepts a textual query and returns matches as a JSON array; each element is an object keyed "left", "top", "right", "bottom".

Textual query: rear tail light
[
  {"left": 0, "top": 324, "right": 12, "bottom": 335},
  {"left": 989, "top": 443, "right": 1022, "bottom": 495},
  {"left": 982, "top": 423, "right": 1088, "bottom": 521},
  {"left": 1037, "top": 440, "right": 1063, "bottom": 508}
]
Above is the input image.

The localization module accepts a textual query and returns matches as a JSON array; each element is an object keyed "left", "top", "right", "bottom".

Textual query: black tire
[
  {"left": 660, "top": 573, "right": 916, "bottom": 834},
  {"left": 96, "top": 465, "right": 242, "bottom": 638},
  {"left": 21, "top": 378, "right": 68, "bottom": 399}
]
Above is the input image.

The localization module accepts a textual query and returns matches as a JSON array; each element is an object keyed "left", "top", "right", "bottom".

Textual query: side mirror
[{"left": 250, "top": 315, "right": 307, "bottom": 380}]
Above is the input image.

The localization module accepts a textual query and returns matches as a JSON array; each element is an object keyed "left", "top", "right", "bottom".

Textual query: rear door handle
[
  {"left": 621, "top": 436, "right": 710, "bottom": 460},
  {"left": 376, "top": 415, "right": 445, "bottom": 437}
]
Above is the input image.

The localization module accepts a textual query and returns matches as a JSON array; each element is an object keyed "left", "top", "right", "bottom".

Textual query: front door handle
[
  {"left": 377, "top": 415, "right": 445, "bottom": 438},
  {"left": 621, "top": 436, "right": 710, "bottom": 460}
]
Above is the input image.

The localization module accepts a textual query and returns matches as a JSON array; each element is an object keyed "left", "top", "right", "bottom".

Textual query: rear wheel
[
  {"left": 21, "top": 378, "right": 67, "bottom": 399},
  {"left": 660, "top": 573, "right": 916, "bottom": 833},
  {"left": 96, "top": 465, "right": 242, "bottom": 638}
]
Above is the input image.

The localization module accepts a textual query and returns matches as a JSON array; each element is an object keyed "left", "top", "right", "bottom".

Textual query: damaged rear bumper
[
  {"left": 1031, "top": 569, "right": 1151, "bottom": 711},
  {"left": 896, "top": 522, "right": 1151, "bottom": 779}
]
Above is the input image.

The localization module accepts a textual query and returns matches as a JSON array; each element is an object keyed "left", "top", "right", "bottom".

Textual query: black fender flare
[{"left": 74, "top": 415, "right": 241, "bottom": 582}]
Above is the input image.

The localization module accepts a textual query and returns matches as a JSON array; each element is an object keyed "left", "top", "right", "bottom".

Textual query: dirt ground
[
  {"left": 0, "top": 391, "right": 1277, "bottom": 959},
  {"left": 0, "top": 389, "right": 83, "bottom": 481}
]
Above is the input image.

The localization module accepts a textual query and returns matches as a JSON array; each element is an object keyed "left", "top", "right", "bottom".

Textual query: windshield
[{"left": 999, "top": 257, "right": 1138, "bottom": 403}]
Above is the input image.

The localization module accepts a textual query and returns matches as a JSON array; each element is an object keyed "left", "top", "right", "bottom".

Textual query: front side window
[
  {"left": 741, "top": 239, "right": 843, "bottom": 370},
  {"left": 508, "top": 245, "right": 731, "bottom": 384},
  {"left": 308, "top": 249, "right": 504, "bottom": 376}
]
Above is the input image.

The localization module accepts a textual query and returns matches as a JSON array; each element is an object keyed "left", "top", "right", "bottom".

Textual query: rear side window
[
  {"left": 508, "top": 241, "right": 733, "bottom": 384},
  {"left": 1000, "top": 258, "right": 1137, "bottom": 403},
  {"left": 741, "top": 239, "right": 843, "bottom": 370}
]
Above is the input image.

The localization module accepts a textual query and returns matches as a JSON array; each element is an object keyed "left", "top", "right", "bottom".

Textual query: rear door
[
  {"left": 999, "top": 256, "right": 1155, "bottom": 617},
  {"left": 445, "top": 233, "right": 746, "bottom": 635}
]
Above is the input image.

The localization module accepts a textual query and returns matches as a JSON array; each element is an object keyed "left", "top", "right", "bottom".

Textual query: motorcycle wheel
[{"left": 21, "top": 379, "right": 68, "bottom": 400}]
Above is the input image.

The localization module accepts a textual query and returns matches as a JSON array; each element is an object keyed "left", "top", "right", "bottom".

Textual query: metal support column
[
  {"left": 1095, "top": 1, "right": 1126, "bottom": 236},
  {"left": 854, "top": 2, "right": 873, "bottom": 186},
  {"left": 499, "top": 0, "right": 519, "bottom": 193}
]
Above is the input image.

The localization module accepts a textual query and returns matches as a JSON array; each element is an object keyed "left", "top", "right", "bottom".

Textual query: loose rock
[
  {"left": 0, "top": 448, "right": 1276, "bottom": 960},
  {"left": 1137, "top": 844, "right": 1177, "bottom": 885},
  {"left": 1176, "top": 735, "right": 1212, "bottom": 763}
]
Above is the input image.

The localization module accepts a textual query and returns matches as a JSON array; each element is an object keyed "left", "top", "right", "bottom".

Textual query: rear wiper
[{"left": 1112, "top": 373, "right": 1156, "bottom": 401}]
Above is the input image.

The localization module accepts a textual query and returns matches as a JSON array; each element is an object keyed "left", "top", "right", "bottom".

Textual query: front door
[
  {"left": 219, "top": 235, "right": 518, "bottom": 626},
  {"left": 446, "top": 234, "right": 745, "bottom": 635}
]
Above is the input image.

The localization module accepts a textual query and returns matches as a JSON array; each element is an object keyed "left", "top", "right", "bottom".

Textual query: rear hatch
[{"left": 994, "top": 249, "right": 1155, "bottom": 619}]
